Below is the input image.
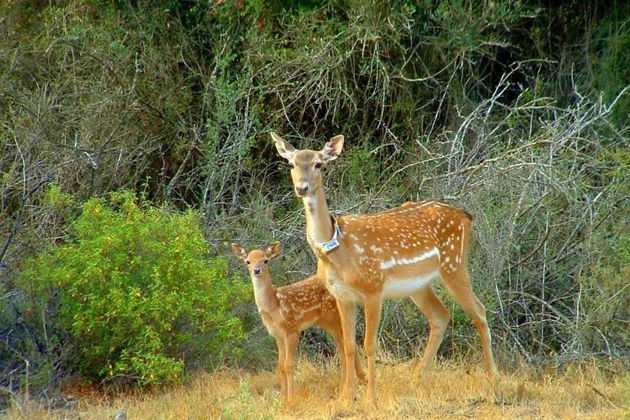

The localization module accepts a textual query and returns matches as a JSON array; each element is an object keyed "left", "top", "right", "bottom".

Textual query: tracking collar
[{"left": 311, "top": 215, "right": 342, "bottom": 257}]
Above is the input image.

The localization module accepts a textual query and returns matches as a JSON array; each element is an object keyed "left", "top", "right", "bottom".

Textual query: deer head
[
  {"left": 271, "top": 133, "right": 344, "bottom": 197},
  {"left": 231, "top": 242, "right": 280, "bottom": 277}
]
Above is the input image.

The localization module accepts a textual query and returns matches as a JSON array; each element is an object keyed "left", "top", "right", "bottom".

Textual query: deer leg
[
  {"left": 363, "top": 295, "right": 383, "bottom": 406},
  {"left": 410, "top": 286, "right": 450, "bottom": 376},
  {"left": 284, "top": 332, "right": 300, "bottom": 402},
  {"left": 329, "top": 328, "right": 347, "bottom": 390},
  {"left": 335, "top": 298, "right": 357, "bottom": 403},
  {"left": 440, "top": 268, "right": 498, "bottom": 376},
  {"left": 276, "top": 336, "right": 288, "bottom": 403},
  {"left": 353, "top": 342, "right": 366, "bottom": 385},
  {"left": 330, "top": 326, "right": 365, "bottom": 389}
]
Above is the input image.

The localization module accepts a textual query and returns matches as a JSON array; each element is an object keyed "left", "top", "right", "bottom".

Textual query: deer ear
[
  {"left": 270, "top": 132, "right": 296, "bottom": 161},
  {"left": 231, "top": 243, "right": 247, "bottom": 260},
  {"left": 321, "top": 135, "right": 344, "bottom": 162},
  {"left": 265, "top": 241, "right": 281, "bottom": 259}
]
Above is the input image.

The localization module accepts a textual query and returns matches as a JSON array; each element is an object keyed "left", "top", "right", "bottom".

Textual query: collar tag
[{"left": 320, "top": 237, "right": 340, "bottom": 255}]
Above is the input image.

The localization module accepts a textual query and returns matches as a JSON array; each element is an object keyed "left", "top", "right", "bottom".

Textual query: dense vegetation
[
  {"left": 1, "top": 0, "right": 628, "bottom": 405},
  {"left": 17, "top": 190, "right": 247, "bottom": 386}
]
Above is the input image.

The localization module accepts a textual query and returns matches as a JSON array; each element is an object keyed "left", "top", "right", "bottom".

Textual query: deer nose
[
  {"left": 253, "top": 267, "right": 262, "bottom": 275},
  {"left": 295, "top": 184, "right": 309, "bottom": 195}
]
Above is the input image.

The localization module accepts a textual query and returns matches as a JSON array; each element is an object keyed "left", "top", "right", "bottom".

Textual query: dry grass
[{"left": 5, "top": 357, "right": 628, "bottom": 420}]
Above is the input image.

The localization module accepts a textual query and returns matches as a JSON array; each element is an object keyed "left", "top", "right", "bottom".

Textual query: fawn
[{"left": 231, "top": 241, "right": 364, "bottom": 403}]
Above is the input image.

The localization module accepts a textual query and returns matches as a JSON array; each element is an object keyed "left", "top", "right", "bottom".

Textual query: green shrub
[{"left": 18, "top": 191, "right": 248, "bottom": 386}]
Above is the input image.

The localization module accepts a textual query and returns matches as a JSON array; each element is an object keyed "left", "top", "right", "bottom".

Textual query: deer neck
[
  {"left": 251, "top": 274, "right": 280, "bottom": 314},
  {"left": 303, "top": 187, "right": 334, "bottom": 245}
]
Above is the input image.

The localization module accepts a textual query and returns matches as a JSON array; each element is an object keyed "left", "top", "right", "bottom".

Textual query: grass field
[{"left": 5, "top": 355, "right": 628, "bottom": 419}]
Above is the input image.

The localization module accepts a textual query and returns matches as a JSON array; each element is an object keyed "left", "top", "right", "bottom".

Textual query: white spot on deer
[
  {"left": 370, "top": 245, "right": 383, "bottom": 253},
  {"left": 380, "top": 257, "right": 397, "bottom": 269},
  {"left": 379, "top": 248, "right": 439, "bottom": 270}
]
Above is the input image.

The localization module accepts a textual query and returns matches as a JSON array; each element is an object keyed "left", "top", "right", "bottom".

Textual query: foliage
[{"left": 16, "top": 191, "right": 248, "bottom": 386}]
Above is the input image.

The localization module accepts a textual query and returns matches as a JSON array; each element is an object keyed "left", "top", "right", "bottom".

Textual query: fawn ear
[
  {"left": 271, "top": 132, "right": 296, "bottom": 161},
  {"left": 320, "top": 135, "right": 344, "bottom": 163},
  {"left": 265, "top": 241, "right": 281, "bottom": 259},
  {"left": 231, "top": 243, "right": 247, "bottom": 260}
]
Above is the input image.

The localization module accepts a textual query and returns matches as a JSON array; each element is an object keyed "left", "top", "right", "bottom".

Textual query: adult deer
[
  {"left": 231, "top": 241, "right": 365, "bottom": 403},
  {"left": 271, "top": 133, "right": 498, "bottom": 404}
]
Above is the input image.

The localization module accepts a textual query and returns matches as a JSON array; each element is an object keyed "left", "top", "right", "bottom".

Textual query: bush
[{"left": 17, "top": 191, "right": 248, "bottom": 386}]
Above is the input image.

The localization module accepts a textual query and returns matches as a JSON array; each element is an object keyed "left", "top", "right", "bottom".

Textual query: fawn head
[
  {"left": 271, "top": 133, "right": 344, "bottom": 197},
  {"left": 231, "top": 242, "right": 281, "bottom": 278}
]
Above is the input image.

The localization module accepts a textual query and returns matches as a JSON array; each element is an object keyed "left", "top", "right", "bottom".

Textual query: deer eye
[
  {"left": 264, "top": 260, "right": 268, "bottom": 264},
  {"left": 314, "top": 162, "right": 323, "bottom": 169},
  {"left": 286, "top": 161, "right": 295, "bottom": 169},
  {"left": 246, "top": 261, "right": 250, "bottom": 265}
]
